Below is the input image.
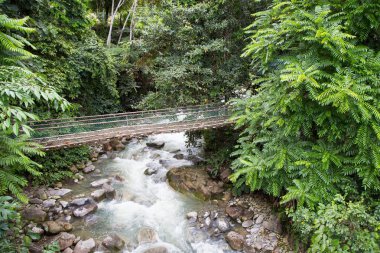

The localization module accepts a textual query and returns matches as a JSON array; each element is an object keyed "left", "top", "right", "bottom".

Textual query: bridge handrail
[
  {"left": 34, "top": 115, "right": 230, "bottom": 144},
  {"left": 32, "top": 107, "right": 229, "bottom": 132},
  {"left": 30, "top": 103, "right": 225, "bottom": 125}
]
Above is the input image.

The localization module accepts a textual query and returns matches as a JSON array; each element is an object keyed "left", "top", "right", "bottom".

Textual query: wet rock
[
  {"left": 242, "top": 220, "right": 254, "bottom": 228},
  {"left": 144, "top": 167, "right": 159, "bottom": 176},
  {"left": 42, "top": 199, "right": 56, "bottom": 208},
  {"left": 167, "top": 167, "right": 224, "bottom": 200},
  {"left": 146, "top": 141, "right": 165, "bottom": 149},
  {"left": 173, "top": 153, "right": 184, "bottom": 160},
  {"left": 58, "top": 232, "right": 76, "bottom": 250},
  {"left": 225, "top": 205, "right": 244, "bottom": 219},
  {"left": 71, "top": 198, "right": 91, "bottom": 206},
  {"left": 54, "top": 182, "right": 63, "bottom": 188},
  {"left": 225, "top": 231, "right": 245, "bottom": 251},
  {"left": 90, "top": 178, "right": 110, "bottom": 188},
  {"left": 102, "top": 233, "right": 125, "bottom": 251},
  {"left": 114, "top": 175, "right": 125, "bottom": 182},
  {"left": 70, "top": 165, "right": 79, "bottom": 173},
  {"left": 204, "top": 217, "right": 211, "bottom": 227},
  {"left": 73, "top": 238, "right": 96, "bottom": 253},
  {"left": 29, "top": 198, "right": 43, "bottom": 205},
  {"left": 77, "top": 163, "right": 86, "bottom": 170},
  {"left": 91, "top": 189, "right": 106, "bottom": 202},
  {"left": 43, "top": 221, "right": 63, "bottom": 234},
  {"left": 22, "top": 207, "right": 47, "bottom": 223},
  {"left": 102, "top": 184, "right": 116, "bottom": 199},
  {"left": 90, "top": 151, "right": 99, "bottom": 160},
  {"left": 186, "top": 211, "right": 198, "bottom": 223},
  {"left": 36, "top": 189, "right": 48, "bottom": 200},
  {"left": 103, "top": 142, "right": 113, "bottom": 152},
  {"left": 83, "top": 165, "right": 95, "bottom": 174},
  {"left": 48, "top": 188, "right": 72, "bottom": 197},
  {"left": 143, "top": 247, "right": 168, "bottom": 253},
  {"left": 110, "top": 139, "right": 125, "bottom": 151},
  {"left": 216, "top": 218, "right": 231, "bottom": 232},
  {"left": 73, "top": 202, "right": 98, "bottom": 217},
  {"left": 138, "top": 227, "right": 158, "bottom": 245},
  {"left": 99, "top": 154, "right": 108, "bottom": 159}
]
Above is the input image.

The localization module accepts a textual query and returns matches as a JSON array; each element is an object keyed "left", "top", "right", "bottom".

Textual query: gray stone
[
  {"left": 263, "top": 215, "right": 282, "bottom": 233},
  {"left": 31, "top": 226, "right": 44, "bottom": 235},
  {"left": 83, "top": 165, "right": 95, "bottom": 174},
  {"left": 48, "top": 188, "right": 72, "bottom": 197},
  {"left": 42, "top": 199, "right": 56, "bottom": 208},
  {"left": 73, "top": 203, "right": 98, "bottom": 217},
  {"left": 255, "top": 215, "right": 264, "bottom": 224},
  {"left": 73, "top": 238, "right": 96, "bottom": 253},
  {"left": 225, "top": 205, "right": 244, "bottom": 219},
  {"left": 90, "top": 178, "right": 110, "bottom": 188},
  {"left": 21, "top": 207, "right": 47, "bottom": 223},
  {"left": 43, "top": 221, "right": 63, "bottom": 234},
  {"left": 204, "top": 217, "right": 211, "bottom": 227},
  {"left": 216, "top": 218, "right": 231, "bottom": 232},
  {"left": 102, "top": 184, "right": 116, "bottom": 199},
  {"left": 71, "top": 198, "right": 90, "bottom": 206},
  {"left": 186, "top": 211, "right": 197, "bottom": 222},
  {"left": 102, "top": 233, "right": 125, "bottom": 251},
  {"left": 146, "top": 141, "right": 165, "bottom": 149},
  {"left": 29, "top": 198, "right": 43, "bottom": 205},
  {"left": 62, "top": 248, "right": 73, "bottom": 253},
  {"left": 173, "top": 153, "right": 184, "bottom": 160},
  {"left": 91, "top": 189, "right": 106, "bottom": 202},
  {"left": 242, "top": 220, "right": 254, "bottom": 228},
  {"left": 138, "top": 227, "right": 158, "bottom": 245},
  {"left": 60, "top": 200, "right": 69, "bottom": 208},
  {"left": 58, "top": 232, "right": 76, "bottom": 250}
]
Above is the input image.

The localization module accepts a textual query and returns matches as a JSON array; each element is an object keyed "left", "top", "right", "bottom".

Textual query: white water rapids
[{"left": 71, "top": 132, "right": 234, "bottom": 253}]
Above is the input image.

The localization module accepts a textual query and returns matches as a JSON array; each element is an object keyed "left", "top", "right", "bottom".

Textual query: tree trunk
[{"left": 106, "top": 0, "right": 125, "bottom": 47}]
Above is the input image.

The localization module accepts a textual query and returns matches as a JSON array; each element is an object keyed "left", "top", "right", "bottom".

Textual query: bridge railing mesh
[{"left": 31, "top": 105, "right": 230, "bottom": 140}]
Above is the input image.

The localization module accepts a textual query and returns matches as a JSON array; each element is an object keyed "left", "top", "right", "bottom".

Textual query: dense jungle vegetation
[{"left": 0, "top": 0, "right": 379, "bottom": 252}]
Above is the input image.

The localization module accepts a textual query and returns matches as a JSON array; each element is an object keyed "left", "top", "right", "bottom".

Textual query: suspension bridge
[{"left": 31, "top": 104, "right": 232, "bottom": 150}]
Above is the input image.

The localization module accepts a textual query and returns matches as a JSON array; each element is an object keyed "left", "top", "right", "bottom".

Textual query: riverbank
[{"left": 22, "top": 133, "right": 291, "bottom": 253}]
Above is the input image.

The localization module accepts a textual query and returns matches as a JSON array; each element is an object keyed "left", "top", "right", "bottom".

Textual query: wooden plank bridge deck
[{"left": 31, "top": 104, "right": 232, "bottom": 150}]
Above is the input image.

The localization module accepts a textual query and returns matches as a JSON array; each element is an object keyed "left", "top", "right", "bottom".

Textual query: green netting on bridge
[{"left": 31, "top": 105, "right": 231, "bottom": 140}]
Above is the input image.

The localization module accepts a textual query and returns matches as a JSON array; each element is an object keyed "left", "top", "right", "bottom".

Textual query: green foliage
[
  {"left": 43, "top": 241, "right": 60, "bottom": 253},
  {"left": 289, "top": 195, "right": 380, "bottom": 253},
  {"left": 232, "top": 0, "right": 380, "bottom": 207},
  {"left": 0, "top": 196, "right": 28, "bottom": 253},
  {"left": 32, "top": 146, "right": 90, "bottom": 185},
  {"left": 122, "top": 0, "right": 256, "bottom": 109}
]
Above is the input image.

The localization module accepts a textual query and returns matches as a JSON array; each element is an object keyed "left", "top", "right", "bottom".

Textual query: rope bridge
[{"left": 30, "top": 104, "right": 232, "bottom": 150}]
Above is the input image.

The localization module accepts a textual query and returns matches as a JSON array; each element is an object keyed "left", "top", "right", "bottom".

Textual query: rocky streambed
[{"left": 22, "top": 133, "right": 291, "bottom": 253}]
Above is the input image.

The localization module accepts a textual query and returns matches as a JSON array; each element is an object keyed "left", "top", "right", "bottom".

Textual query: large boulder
[
  {"left": 225, "top": 205, "right": 244, "bottom": 220},
  {"left": 167, "top": 167, "right": 224, "bottom": 200},
  {"left": 73, "top": 202, "right": 98, "bottom": 217},
  {"left": 225, "top": 231, "right": 245, "bottom": 251},
  {"left": 21, "top": 207, "right": 47, "bottom": 223},
  {"left": 146, "top": 141, "right": 165, "bottom": 149},
  {"left": 71, "top": 198, "right": 91, "bottom": 206},
  {"left": 137, "top": 227, "right": 158, "bottom": 245},
  {"left": 73, "top": 238, "right": 96, "bottom": 253},
  {"left": 110, "top": 138, "right": 125, "bottom": 151},
  {"left": 43, "top": 221, "right": 72, "bottom": 234},
  {"left": 47, "top": 188, "right": 72, "bottom": 197},
  {"left": 102, "top": 234, "right": 125, "bottom": 251},
  {"left": 58, "top": 232, "right": 76, "bottom": 250},
  {"left": 90, "top": 178, "right": 110, "bottom": 188}
]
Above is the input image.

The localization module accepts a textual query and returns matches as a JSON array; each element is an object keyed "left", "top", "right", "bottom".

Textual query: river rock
[
  {"left": 42, "top": 199, "right": 56, "bottom": 208},
  {"left": 225, "top": 205, "right": 244, "bottom": 219},
  {"left": 70, "top": 165, "right": 79, "bottom": 173},
  {"left": 263, "top": 215, "right": 282, "bottom": 233},
  {"left": 73, "top": 238, "right": 96, "bottom": 253},
  {"left": 138, "top": 227, "right": 158, "bottom": 245},
  {"left": 91, "top": 189, "right": 106, "bottom": 202},
  {"left": 29, "top": 198, "right": 43, "bottom": 205},
  {"left": 225, "top": 231, "right": 245, "bottom": 251},
  {"left": 102, "top": 233, "right": 125, "bottom": 251},
  {"left": 31, "top": 226, "right": 45, "bottom": 235},
  {"left": 173, "top": 153, "right": 184, "bottom": 160},
  {"left": 102, "top": 184, "right": 116, "bottom": 199},
  {"left": 48, "top": 188, "right": 72, "bottom": 197},
  {"left": 90, "top": 178, "right": 110, "bottom": 188},
  {"left": 242, "top": 220, "right": 254, "bottom": 228},
  {"left": 216, "top": 217, "right": 231, "bottom": 232},
  {"left": 110, "top": 139, "right": 125, "bottom": 151},
  {"left": 144, "top": 166, "right": 159, "bottom": 176},
  {"left": 58, "top": 232, "right": 76, "bottom": 250},
  {"left": 255, "top": 214, "right": 264, "bottom": 224},
  {"left": 43, "top": 221, "right": 63, "bottom": 234},
  {"left": 146, "top": 141, "right": 165, "bottom": 149},
  {"left": 73, "top": 202, "right": 98, "bottom": 217},
  {"left": 71, "top": 198, "right": 91, "bottom": 206},
  {"left": 167, "top": 167, "right": 224, "bottom": 200},
  {"left": 22, "top": 207, "right": 47, "bottom": 222},
  {"left": 60, "top": 200, "right": 69, "bottom": 208},
  {"left": 143, "top": 247, "right": 168, "bottom": 253},
  {"left": 83, "top": 165, "right": 95, "bottom": 174},
  {"left": 29, "top": 243, "right": 43, "bottom": 253},
  {"left": 186, "top": 211, "right": 198, "bottom": 222},
  {"left": 36, "top": 189, "right": 48, "bottom": 200}
]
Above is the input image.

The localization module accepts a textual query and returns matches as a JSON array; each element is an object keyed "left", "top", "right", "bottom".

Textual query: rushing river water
[{"left": 69, "top": 132, "right": 235, "bottom": 253}]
